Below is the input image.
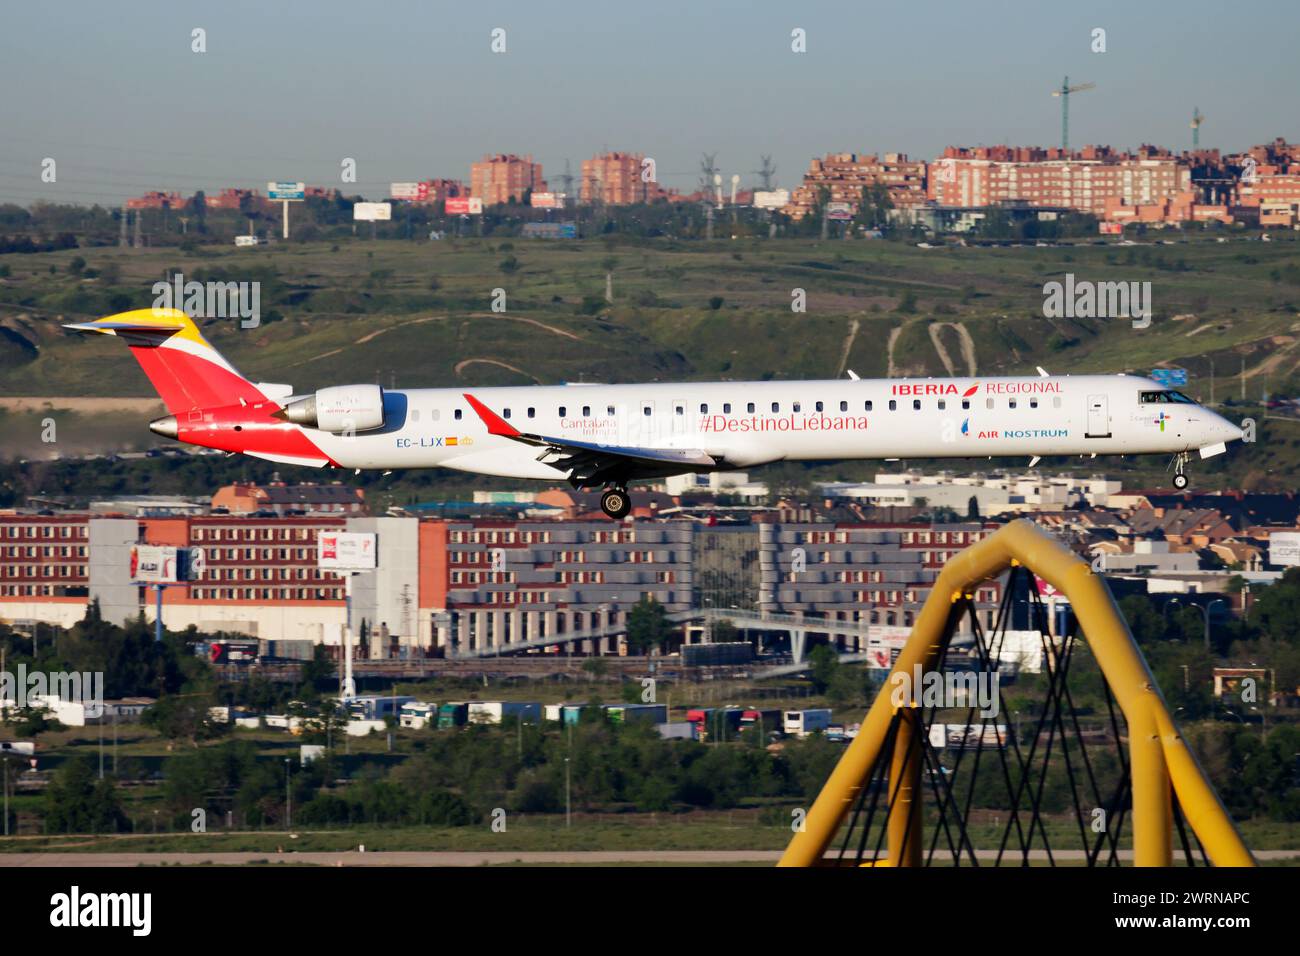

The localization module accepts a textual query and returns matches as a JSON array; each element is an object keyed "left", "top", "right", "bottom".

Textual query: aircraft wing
[{"left": 463, "top": 392, "right": 716, "bottom": 484}]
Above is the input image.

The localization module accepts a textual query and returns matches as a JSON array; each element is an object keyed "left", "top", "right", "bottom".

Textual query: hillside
[{"left": 2, "top": 234, "right": 1300, "bottom": 490}]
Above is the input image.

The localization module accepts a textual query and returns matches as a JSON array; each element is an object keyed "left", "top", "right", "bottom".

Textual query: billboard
[
  {"left": 826, "top": 201, "right": 854, "bottom": 221},
  {"left": 866, "top": 625, "right": 911, "bottom": 669},
  {"left": 318, "top": 531, "right": 377, "bottom": 570},
  {"left": 1269, "top": 531, "right": 1300, "bottom": 567},
  {"left": 131, "top": 545, "right": 182, "bottom": 583},
  {"left": 446, "top": 197, "right": 484, "bottom": 215},
  {"left": 268, "top": 181, "right": 305, "bottom": 200},
  {"left": 530, "top": 192, "right": 560, "bottom": 208},
  {"left": 353, "top": 202, "right": 392, "bottom": 221},
  {"left": 753, "top": 189, "right": 790, "bottom": 210},
  {"left": 390, "top": 182, "right": 428, "bottom": 201},
  {"left": 1099, "top": 221, "right": 1124, "bottom": 235}
]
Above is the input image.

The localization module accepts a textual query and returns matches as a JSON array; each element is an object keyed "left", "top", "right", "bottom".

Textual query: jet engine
[{"left": 281, "top": 384, "right": 385, "bottom": 433}]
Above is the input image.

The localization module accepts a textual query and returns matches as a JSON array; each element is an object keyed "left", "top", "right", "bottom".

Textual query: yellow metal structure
[{"left": 779, "top": 518, "right": 1255, "bottom": 867}]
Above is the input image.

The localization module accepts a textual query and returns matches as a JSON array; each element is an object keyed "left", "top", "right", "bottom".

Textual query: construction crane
[
  {"left": 1051, "top": 76, "right": 1095, "bottom": 151},
  {"left": 1191, "top": 106, "right": 1205, "bottom": 149}
]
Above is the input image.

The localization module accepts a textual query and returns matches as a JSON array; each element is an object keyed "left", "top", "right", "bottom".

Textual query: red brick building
[
  {"left": 126, "top": 191, "right": 184, "bottom": 210},
  {"left": 783, "top": 152, "right": 928, "bottom": 220},
  {"left": 927, "top": 144, "right": 1191, "bottom": 218},
  {"left": 470, "top": 154, "right": 547, "bottom": 206},
  {"left": 580, "top": 152, "right": 662, "bottom": 205}
]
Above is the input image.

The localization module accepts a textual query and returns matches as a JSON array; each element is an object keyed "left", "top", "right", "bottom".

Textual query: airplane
[{"left": 66, "top": 308, "right": 1245, "bottom": 519}]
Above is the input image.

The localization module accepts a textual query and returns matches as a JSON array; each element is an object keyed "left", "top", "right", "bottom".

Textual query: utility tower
[
  {"left": 753, "top": 155, "right": 776, "bottom": 191},
  {"left": 1051, "top": 76, "right": 1095, "bottom": 151},
  {"left": 698, "top": 153, "right": 719, "bottom": 196},
  {"left": 558, "top": 159, "right": 575, "bottom": 200}
]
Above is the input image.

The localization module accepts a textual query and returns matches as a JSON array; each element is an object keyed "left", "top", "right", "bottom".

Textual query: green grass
[{"left": 5, "top": 234, "right": 1300, "bottom": 489}]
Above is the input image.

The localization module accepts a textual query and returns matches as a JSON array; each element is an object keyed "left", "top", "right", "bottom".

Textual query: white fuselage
[{"left": 293, "top": 374, "right": 1243, "bottom": 480}]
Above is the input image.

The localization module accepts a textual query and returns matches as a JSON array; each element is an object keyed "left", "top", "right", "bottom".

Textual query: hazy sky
[{"left": 2, "top": 0, "right": 1297, "bottom": 206}]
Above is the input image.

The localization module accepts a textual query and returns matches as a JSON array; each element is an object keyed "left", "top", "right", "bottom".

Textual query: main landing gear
[
  {"left": 1171, "top": 452, "right": 1190, "bottom": 490},
  {"left": 600, "top": 486, "right": 632, "bottom": 519}
]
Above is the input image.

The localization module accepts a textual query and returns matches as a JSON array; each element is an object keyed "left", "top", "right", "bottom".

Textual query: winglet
[{"left": 462, "top": 392, "right": 520, "bottom": 438}]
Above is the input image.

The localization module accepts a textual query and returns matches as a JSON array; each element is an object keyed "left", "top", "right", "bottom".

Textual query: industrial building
[{"left": 0, "top": 511, "right": 1005, "bottom": 659}]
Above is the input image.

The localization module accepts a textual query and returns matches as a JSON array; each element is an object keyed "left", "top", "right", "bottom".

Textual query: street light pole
[
  {"left": 564, "top": 757, "right": 571, "bottom": 829},
  {"left": 284, "top": 758, "right": 291, "bottom": 830}
]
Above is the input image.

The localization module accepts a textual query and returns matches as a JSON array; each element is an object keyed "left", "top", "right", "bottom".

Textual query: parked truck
[
  {"left": 603, "top": 703, "right": 668, "bottom": 725},
  {"left": 740, "top": 708, "right": 783, "bottom": 736},
  {"left": 347, "top": 696, "right": 414, "bottom": 721},
  {"left": 399, "top": 702, "right": 437, "bottom": 729},
  {"left": 436, "top": 702, "right": 469, "bottom": 729},
  {"left": 783, "top": 708, "right": 833, "bottom": 738},
  {"left": 466, "top": 701, "right": 542, "bottom": 725}
]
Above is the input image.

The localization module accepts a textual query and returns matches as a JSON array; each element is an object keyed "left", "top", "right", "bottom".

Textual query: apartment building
[
  {"left": 580, "top": 151, "right": 660, "bottom": 205},
  {"left": 783, "top": 152, "right": 928, "bottom": 220},
  {"left": 927, "top": 144, "right": 1191, "bottom": 217},
  {"left": 470, "top": 154, "right": 547, "bottom": 206}
]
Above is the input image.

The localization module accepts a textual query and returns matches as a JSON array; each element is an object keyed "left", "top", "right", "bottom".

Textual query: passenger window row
[{"left": 433, "top": 395, "right": 1063, "bottom": 421}]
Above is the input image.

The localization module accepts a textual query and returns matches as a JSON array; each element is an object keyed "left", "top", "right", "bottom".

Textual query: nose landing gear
[
  {"left": 1170, "top": 452, "right": 1190, "bottom": 490},
  {"left": 600, "top": 486, "right": 632, "bottom": 519}
]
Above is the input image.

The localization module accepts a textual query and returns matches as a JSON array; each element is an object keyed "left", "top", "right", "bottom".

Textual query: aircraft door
[
  {"left": 639, "top": 399, "right": 656, "bottom": 444},
  {"left": 671, "top": 399, "right": 688, "bottom": 440},
  {"left": 1085, "top": 393, "right": 1110, "bottom": 438}
]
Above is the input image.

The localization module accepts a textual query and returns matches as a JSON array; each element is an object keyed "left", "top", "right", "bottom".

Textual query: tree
[
  {"left": 144, "top": 686, "right": 222, "bottom": 746},
  {"left": 967, "top": 495, "right": 981, "bottom": 519},
  {"left": 626, "top": 596, "right": 671, "bottom": 654},
  {"left": 44, "top": 757, "right": 128, "bottom": 833},
  {"left": 808, "top": 643, "right": 838, "bottom": 694}
]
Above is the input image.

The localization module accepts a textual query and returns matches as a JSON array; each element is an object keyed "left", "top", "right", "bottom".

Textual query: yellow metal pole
[
  {"left": 778, "top": 519, "right": 1255, "bottom": 867},
  {"left": 886, "top": 707, "right": 923, "bottom": 867}
]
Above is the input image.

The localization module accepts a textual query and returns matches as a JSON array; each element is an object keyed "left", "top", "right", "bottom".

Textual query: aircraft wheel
[
  {"left": 600, "top": 488, "right": 631, "bottom": 519},
  {"left": 1172, "top": 473, "right": 1188, "bottom": 490}
]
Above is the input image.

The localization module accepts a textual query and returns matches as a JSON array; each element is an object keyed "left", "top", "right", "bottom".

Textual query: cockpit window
[{"left": 1140, "top": 390, "right": 1195, "bottom": 405}]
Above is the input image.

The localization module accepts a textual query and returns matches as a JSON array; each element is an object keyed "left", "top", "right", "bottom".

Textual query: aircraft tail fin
[{"left": 65, "top": 308, "right": 266, "bottom": 414}]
